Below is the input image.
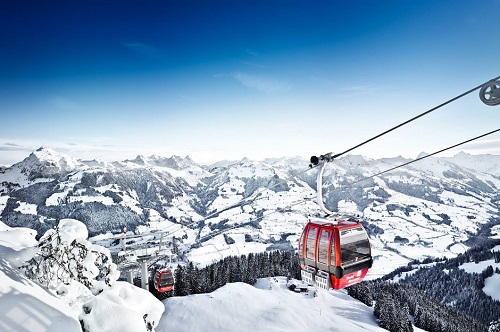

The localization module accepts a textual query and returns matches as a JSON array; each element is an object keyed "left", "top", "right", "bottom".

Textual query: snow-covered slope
[
  {"left": 0, "top": 228, "right": 395, "bottom": 332},
  {"left": 0, "top": 257, "right": 82, "bottom": 332},
  {"left": 158, "top": 277, "right": 394, "bottom": 332},
  {"left": 0, "top": 222, "right": 81, "bottom": 331}
]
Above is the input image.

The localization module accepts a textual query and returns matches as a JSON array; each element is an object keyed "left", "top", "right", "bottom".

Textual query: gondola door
[
  {"left": 315, "top": 227, "right": 333, "bottom": 289},
  {"left": 299, "top": 223, "right": 320, "bottom": 285},
  {"left": 303, "top": 224, "right": 319, "bottom": 269}
]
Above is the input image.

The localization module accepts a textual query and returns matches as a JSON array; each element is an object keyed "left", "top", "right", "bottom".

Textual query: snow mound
[
  {"left": 54, "top": 218, "right": 89, "bottom": 243},
  {"left": 0, "top": 222, "right": 37, "bottom": 250},
  {"left": 0, "top": 222, "right": 38, "bottom": 268},
  {"left": 80, "top": 282, "right": 164, "bottom": 332}
]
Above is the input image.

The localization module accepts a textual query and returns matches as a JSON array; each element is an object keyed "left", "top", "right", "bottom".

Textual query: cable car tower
[{"left": 298, "top": 153, "right": 372, "bottom": 290}]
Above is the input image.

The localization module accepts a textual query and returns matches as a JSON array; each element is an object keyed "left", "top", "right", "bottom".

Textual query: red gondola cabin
[
  {"left": 153, "top": 269, "right": 174, "bottom": 293},
  {"left": 298, "top": 216, "right": 372, "bottom": 290}
]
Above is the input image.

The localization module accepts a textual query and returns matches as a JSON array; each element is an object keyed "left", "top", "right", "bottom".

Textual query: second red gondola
[{"left": 153, "top": 268, "right": 174, "bottom": 293}]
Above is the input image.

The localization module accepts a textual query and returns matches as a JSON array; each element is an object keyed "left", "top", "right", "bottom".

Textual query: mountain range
[{"left": 1, "top": 147, "right": 499, "bottom": 270}]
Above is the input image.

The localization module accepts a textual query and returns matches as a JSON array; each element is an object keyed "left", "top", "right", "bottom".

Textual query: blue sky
[{"left": 1, "top": 0, "right": 499, "bottom": 165}]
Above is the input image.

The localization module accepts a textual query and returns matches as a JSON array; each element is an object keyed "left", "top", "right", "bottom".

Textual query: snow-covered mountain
[
  {"left": 1, "top": 147, "right": 499, "bottom": 271},
  {"left": 6, "top": 146, "right": 82, "bottom": 182}
]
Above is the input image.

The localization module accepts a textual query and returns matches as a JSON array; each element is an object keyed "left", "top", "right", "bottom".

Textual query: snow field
[
  {"left": 459, "top": 245, "right": 500, "bottom": 301},
  {"left": 484, "top": 274, "right": 500, "bottom": 301},
  {"left": 188, "top": 232, "right": 269, "bottom": 268},
  {"left": 13, "top": 201, "right": 38, "bottom": 215},
  {"left": 492, "top": 226, "right": 500, "bottom": 239}
]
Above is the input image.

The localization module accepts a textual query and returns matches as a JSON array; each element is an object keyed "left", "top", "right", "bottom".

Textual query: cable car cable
[
  {"left": 194, "top": 198, "right": 312, "bottom": 245},
  {"left": 321, "top": 75, "right": 500, "bottom": 161}
]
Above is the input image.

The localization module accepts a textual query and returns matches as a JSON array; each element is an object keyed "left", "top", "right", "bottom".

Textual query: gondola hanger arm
[{"left": 309, "top": 153, "right": 336, "bottom": 217}]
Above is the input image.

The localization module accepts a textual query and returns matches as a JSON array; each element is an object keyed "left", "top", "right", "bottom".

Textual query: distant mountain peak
[
  {"left": 14, "top": 147, "right": 81, "bottom": 180},
  {"left": 240, "top": 157, "right": 251, "bottom": 164},
  {"left": 417, "top": 151, "right": 430, "bottom": 159},
  {"left": 125, "top": 154, "right": 199, "bottom": 170},
  {"left": 444, "top": 151, "right": 500, "bottom": 176},
  {"left": 339, "top": 154, "right": 369, "bottom": 166},
  {"left": 128, "top": 155, "right": 148, "bottom": 165},
  {"left": 455, "top": 151, "right": 471, "bottom": 158}
]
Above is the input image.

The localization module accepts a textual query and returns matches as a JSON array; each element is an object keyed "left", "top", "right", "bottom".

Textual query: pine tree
[
  {"left": 374, "top": 293, "right": 397, "bottom": 331},
  {"left": 239, "top": 255, "right": 248, "bottom": 282},
  {"left": 230, "top": 256, "right": 242, "bottom": 283},
  {"left": 373, "top": 290, "right": 413, "bottom": 332},
  {"left": 259, "top": 252, "right": 270, "bottom": 277},
  {"left": 209, "top": 263, "right": 218, "bottom": 292},
  {"left": 191, "top": 266, "right": 201, "bottom": 294},
  {"left": 184, "top": 261, "right": 195, "bottom": 295},
  {"left": 198, "top": 267, "right": 209, "bottom": 293},
  {"left": 290, "top": 254, "right": 302, "bottom": 280},
  {"left": 280, "top": 251, "right": 288, "bottom": 275},
  {"left": 397, "top": 302, "right": 413, "bottom": 332},
  {"left": 218, "top": 260, "right": 228, "bottom": 287},
  {"left": 245, "top": 253, "right": 257, "bottom": 284},
  {"left": 174, "top": 265, "right": 186, "bottom": 296},
  {"left": 347, "top": 283, "right": 373, "bottom": 307}
]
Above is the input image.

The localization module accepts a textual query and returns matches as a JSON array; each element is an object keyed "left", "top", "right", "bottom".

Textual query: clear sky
[{"left": 1, "top": 0, "right": 499, "bottom": 165}]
